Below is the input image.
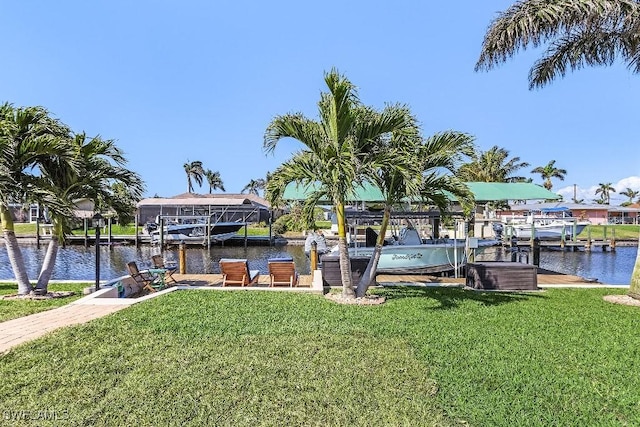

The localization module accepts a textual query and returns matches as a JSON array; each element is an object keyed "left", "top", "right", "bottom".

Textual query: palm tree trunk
[
  {"left": 335, "top": 202, "right": 355, "bottom": 298},
  {"left": 628, "top": 235, "right": 640, "bottom": 299},
  {"left": 1, "top": 204, "right": 32, "bottom": 295},
  {"left": 355, "top": 205, "right": 391, "bottom": 298},
  {"left": 35, "top": 236, "right": 59, "bottom": 294}
]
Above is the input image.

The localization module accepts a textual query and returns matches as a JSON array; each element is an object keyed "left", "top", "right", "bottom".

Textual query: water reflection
[
  {"left": 0, "top": 244, "right": 311, "bottom": 281},
  {"left": 0, "top": 243, "right": 636, "bottom": 285},
  {"left": 477, "top": 245, "right": 636, "bottom": 285}
]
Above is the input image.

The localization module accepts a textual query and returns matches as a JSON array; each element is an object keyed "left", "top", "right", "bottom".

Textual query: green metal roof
[
  {"left": 465, "top": 182, "right": 560, "bottom": 201},
  {"left": 282, "top": 181, "right": 560, "bottom": 202}
]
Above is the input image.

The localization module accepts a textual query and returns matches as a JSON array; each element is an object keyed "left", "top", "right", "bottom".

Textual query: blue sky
[{"left": 2, "top": 1, "right": 638, "bottom": 204}]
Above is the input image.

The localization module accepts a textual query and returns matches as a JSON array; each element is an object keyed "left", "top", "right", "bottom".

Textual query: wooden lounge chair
[
  {"left": 127, "top": 261, "right": 164, "bottom": 293},
  {"left": 219, "top": 258, "right": 260, "bottom": 286},
  {"left": 151, "top": 254, "right": 178, "bottom": 284},
  {"left": 268, "top": 259, "right": 299, "bottom": 287}
]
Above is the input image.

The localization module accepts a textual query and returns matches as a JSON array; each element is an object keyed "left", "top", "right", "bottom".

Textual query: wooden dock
[
  {"left": 170, "top": 268, "right": 608, "bottom": 289},
  {"left": 509, "top": 239, "right": 620, "bottom": 252}
]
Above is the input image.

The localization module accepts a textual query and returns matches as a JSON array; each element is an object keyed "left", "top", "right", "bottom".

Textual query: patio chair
[
  {"left": 127, "top": 261, "right": 164, "bottom": 293},
  {"left": 268, "top": 258, "right": 299, "bottom": 287},
  {"left": 219, "top": 258, "right": 260, "bottom": 286},
  {"left": 151, "top": 254, "right": 178, "bottom": 284}
]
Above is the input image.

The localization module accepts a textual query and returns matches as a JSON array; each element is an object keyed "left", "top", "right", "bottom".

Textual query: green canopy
[
  {"left": 282, "top": 181, "right": 560, "bottom": 202},
  {"left": 465, "top": 182, "right": 560, "bottom": 202}
]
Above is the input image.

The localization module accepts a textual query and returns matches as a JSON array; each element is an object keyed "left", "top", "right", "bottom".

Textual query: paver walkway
[{"left": 0, "top": 303, "right": 127, "bottom": 354}]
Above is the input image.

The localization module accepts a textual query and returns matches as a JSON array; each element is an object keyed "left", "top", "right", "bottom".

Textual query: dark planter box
[
  {"left": 466, "top": 262, "right": 538, "bottom": 290},
  {"left": 320, "top": 255, "right": 370, "bottom": 286}
]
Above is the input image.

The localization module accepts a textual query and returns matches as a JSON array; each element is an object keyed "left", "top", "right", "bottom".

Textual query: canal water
[{"left": 0, "top": 243, "right": 636, "bottom": 286}]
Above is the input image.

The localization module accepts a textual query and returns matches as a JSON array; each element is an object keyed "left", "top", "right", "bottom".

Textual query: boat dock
[
  {"left": 508, "top": 238, "right": 624, "bottom": 252},
  {"left": 17, "top": 234, "right": 280, "bottom": 247}
]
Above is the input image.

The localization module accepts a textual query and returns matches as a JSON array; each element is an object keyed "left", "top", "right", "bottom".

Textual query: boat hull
[
  {"left": 348, "top": 239, "right": 497, "bottom": 274},
  {"left": 508, "top": 222, "right": 589, "bottom": 240},
  {"left": 150, "top": 222, "right": 245, "bottom": 244}
]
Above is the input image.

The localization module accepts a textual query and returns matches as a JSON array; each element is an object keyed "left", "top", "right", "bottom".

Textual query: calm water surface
[
  {"left": 478, "top": 245, "right": 636, "bottom": 285},
  {"left": 0, "top": 243, "right": 636, "bottom": 285},
  {"left": 0, "top": 244, "right": 311, "bottom": 282}
]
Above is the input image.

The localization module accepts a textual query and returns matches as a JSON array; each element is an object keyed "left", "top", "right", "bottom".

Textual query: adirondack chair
[
  {"left": 219, "top": 258, "right": 260, "bottom": 286},
  {"left": 268, "top": 259, "right": 299, "bottom": 287}
]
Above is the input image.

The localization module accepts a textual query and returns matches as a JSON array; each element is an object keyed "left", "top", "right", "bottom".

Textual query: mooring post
[
  {"left": 532, "top": 237, "right": 540, "bottom": 267},
  {"left": 310, "top": 240, "right": 318, "bottom": 278},
  {"left": 36, "top": 217, "right": 41, "bottom": 250},
  {"left": 510, "top": 235, "right": 518, "bottom": 262},
  {"left": 134, "top": 216, "right": 139, "bottom": 248},
  {"left": 611, "top": 227, "right": 616, "bottom": 251},
  {"left": 179, "top": 240, "right": 186, "bottom": 274}
]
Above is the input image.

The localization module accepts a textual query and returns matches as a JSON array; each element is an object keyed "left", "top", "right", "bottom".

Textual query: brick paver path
[{"left": 0, "top": 304, "right": 127, "bottom": 354}]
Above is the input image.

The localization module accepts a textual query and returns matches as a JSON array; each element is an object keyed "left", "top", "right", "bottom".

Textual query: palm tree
[
  {"left": 264, "top": 69, "right": 415, "bottom": 298},
  {"left": 0, "top": 103, "right": 74, "bottom": 295},
  {"left": 184, "top": 160, "right": 204, "bottom": 193},
  {"left": 474, "top": 1, "right": 640, "bottom": 299},
  {"left": 35, "top": 133, "right": 144, "bottom": 293},
  {"left": 620, "top": 187, "right": 639, "bottom": 205},
  {"left": 242, "top": 178, "right": 266, "bottom": 196},
  {"left": 531, "top": 160, "right": 567, "bottom": 190},
  {"left": 355, "top": 128, "right": 476, "bottom": 298},
  {"left": 457, "top": 145, "right": 530, "bottom": 183},
  {"left": 595, "top": 182, "right": 616, "bottom": 204},
  {"left": 475, "top": 0, "right": 640, "bottom": 89},
  {"left": 204, "top": 169, "right": 225, "bottom": 193}
]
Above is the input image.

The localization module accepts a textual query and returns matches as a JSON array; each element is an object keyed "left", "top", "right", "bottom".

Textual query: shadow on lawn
[{"left": 377, "top": 286, "right": 547, "bottom": 309}]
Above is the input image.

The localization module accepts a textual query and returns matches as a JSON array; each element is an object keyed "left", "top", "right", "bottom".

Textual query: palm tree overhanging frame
[{"left": 475, "top": 0, "right": 640, "bottom": 89}]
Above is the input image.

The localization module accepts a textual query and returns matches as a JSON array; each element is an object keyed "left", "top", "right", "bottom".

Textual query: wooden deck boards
[{"left": 172, "top": 269, "right": 602, "bottom": 288}]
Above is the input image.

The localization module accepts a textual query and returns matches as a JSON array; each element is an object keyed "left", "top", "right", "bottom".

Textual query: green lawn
[
  {"left": 0, "top": 287, "right": 638, "bottom": 426},
  {"left": 0, "top": 282, "right": 90, "bottom": 322},
  {"left": 578, "top": 224, "right": 640, "bottom": 240}
]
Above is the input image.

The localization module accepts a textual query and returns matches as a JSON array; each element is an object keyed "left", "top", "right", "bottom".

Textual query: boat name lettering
[{"left": 391, "top": 253, "right": 423, "bottom": 261}]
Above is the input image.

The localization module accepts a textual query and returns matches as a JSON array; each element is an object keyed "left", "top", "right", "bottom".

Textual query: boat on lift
[
  {"left": 145, "top": 216, "right": 245, "bottom": 245},
  {"left": 502, "top": 207, "right": 590, "bottom": 240}
]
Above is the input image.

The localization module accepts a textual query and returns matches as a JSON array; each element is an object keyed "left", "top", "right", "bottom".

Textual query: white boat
[
  {"left": 501, "top": 208, "right": 590, "bottom": 240},
  {"left": 343, "top": 227, "right": 499, "bottom": 274},
  {"left": 147, "top": 220, "right": 245, "bottom": 244}
]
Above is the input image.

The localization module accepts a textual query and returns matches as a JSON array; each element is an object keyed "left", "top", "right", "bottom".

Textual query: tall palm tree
[
  {"left": 35, "top": 133, "right": 144, "bottom": 293},
  {"left": 355, "top": 128, "right": 476, "bottom": 298},
  {"left": 475, "top": 0, "right": 640, "bottom": 89},
  {"left": 204, "top": 169, "right": 225, "bottom": 193},
  {"left": 242, "top": 178, "right": 266, "bottom": 196},
  {"left": 620, "top": 187, "right": 639, "bottom": 205},
  {"left": 595, "top": 182, "right": 616, "bottom": 204},
  {"left": 457, "top": 145, "right": 530, "bottom": 183},
  {"left": 184, "top": 160, "right": 204, "bottom": 193},
  {"left": 0, "top": 103, "right": 74, "bottom": 295},
  {"left": 531, "top": 160, "right": 567, "bottom": 190},
  {"left": 264, "top": 69, "right": 414, "bottom": 298}
]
